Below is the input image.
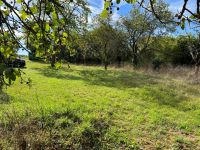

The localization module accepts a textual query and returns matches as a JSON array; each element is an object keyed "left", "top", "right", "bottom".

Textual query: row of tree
[
  {"left": 1, "top": 0, "right": 200, "bottom": 90},
  {"left": 28, "top": 4, "right": 200, "bottom": 73},
  {"left": 64, "top": 22, "right": 199, "bottom": 71}
]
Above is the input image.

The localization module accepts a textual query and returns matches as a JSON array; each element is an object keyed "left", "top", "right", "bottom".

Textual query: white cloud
[
  {"left": 168, "top": 1, "right": 183, "bottom": 13},
  {"left": 112, "top": 12, "right": 120, "bottom": 22},
  {"left": 88, "top": 5, "right": 102, "bottom": 15},
  {"left": 87, "top": 0, "right": 103, "bottom": 24},
  {"left": 88, "top": 0, "right": 104, "bottom": 14}
]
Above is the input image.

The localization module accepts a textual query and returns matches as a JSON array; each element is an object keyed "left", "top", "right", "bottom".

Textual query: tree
[
  {"left": 76, "top": 31, "right": 94, "bottom": 64},
  {"left": 0, "top": 0, "right": 89, "bottom": 88},
  {"left": 119, "top": 4, "right": 174, "bottom": 67},
  {"left": 76, "top": 21, "right": 129, "bottom": 67},
  {"left": 0, "top": 32, "right": 21, "bottom": 90},
  {"left": 188, "top": 34, "right": 200, "bottom": 76},
  {"left": 172, "top": 36, "right": 193, "bottom": 65},
  {"left": 91, "top": 17, "right": 120, "bottom": 70},
  {"left": 22, "top": 0, "right": 89, "bottom": 67},
  {"left": 111, "top": 30, "right": 129, "bottom": 67}
]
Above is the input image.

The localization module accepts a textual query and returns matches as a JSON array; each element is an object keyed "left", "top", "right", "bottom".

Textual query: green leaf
[
  {"left": 33, "top": 24, "right": 39, "bottom": 31},
  {"left": 101, "top": 10, "right": 108, "bottom": 18},
  {"left": 17, "top": 0, "right": 22, "bottom": 3},
  {"left": 189, "top": 15, "right": 196, "bottom": 19},
  {"left": 0, "top": 1, "right": 3, "bottom": 6},
  {"left": 20, "top": 10, "right": 28, "bottom": 20},
  {"left": 175, "top": 22, "right": 181, "bottom": 26},
  {"left": 63, "top": 32, "right": 68, "bottom": 38},
  {"left": 116, "top": 0, "right": 121, "bottom": 4},
  {"left": 14, "top": 70, "right": 21, "bottom": 77},
  {"left": 151, "top": 0, "right": 157, "bottom": 4},
  {"left": 55, "top": 62, "right": 62, "bottom": 69},
  {"left": 3, "top": 10, "right": 10, "bottom": 16},
  {"left": 181, "top": 22, "right": 185, "bottom": 30},
  {"left": 52, "top": 10, "right": 57, "bottom": 19},
  {"left": 62, "top": 37, "right": 67, "bottom": 44},
  {"left": 30, "top": 6, "right": 37, "bottom": 13},
  {"left": 45, "top": 23, "right": 50, "bottom": 31},
  {"left": 125, "top": 0, "right": 137, "bottom": 3},
  {"left": 104, "top": 1, "right": 110, "bottom": 8}
]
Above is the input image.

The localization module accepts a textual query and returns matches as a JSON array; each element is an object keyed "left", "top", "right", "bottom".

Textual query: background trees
[
  {"left": 119, "top": 8, "right": 156, "bottom": 67},
  {"left": 1, "top": 0, "right": 200, "bottom": 90},
  {"left": 75, "top": 17, "right": 129, "bottom": 69},
  {"left": 0, "top": 0, "right": 90, "bottom": 88},
  {"left": 92, "top": 18, "right": 120, "bottom": 70},
  {"left": 117, "top": 3, "right": 175, "bottom": 67},
  {"left": 0, "top": 32, "right": 20, "bottom": 90},
  {"left": 22, "top": 0, "right": 90, "bottom": 67},
  {"left": 188, "top": 34, "right": 200, "bottom": 76}
]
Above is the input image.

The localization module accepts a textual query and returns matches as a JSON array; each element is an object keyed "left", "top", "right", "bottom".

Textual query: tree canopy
[
  {"left": 0, "top": 0, "right": 90, "bottom": 88},
  {"left": 0, "top": 0, "right": 199, "bottom": 89}
]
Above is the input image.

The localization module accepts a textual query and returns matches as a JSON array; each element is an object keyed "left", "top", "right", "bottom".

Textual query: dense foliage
[
  {"left": 0, "top": 0, "right": 200, "bottom": 90},
  {"left": 0, "top": 0, "right": 89, "bottom": 89}
]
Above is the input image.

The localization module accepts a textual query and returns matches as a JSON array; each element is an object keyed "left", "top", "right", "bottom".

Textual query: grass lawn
[{"left": 0, "top": 60, "right": 200, "bottom": 149}]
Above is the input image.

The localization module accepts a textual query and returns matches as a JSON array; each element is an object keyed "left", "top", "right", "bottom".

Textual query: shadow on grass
[
  {"left": 50, "top": 111, "right": 111, "bottom": 149},
  {"left": 33, "top": 67, "right": 160, "bottom": 89},
  {"left": 79, "top": 69, "right": 160, "bottom": 88},
  {"left": 0, "top": 91, "right": 10, "bottom": 104},
  {"left": 80, "top": 117, "right": 110, "bottom": 149},
  {"left": 33, "top": 67, "right": 82, "bottom": 81},
  {"left": 138, "top": 86, "right": 190, "bottom": 111},
  {"left": 32, "top": 66, "right": 192, "bottom": 110},
  {"left": 0, "top": 109, "right": 113, "bottom": 149}
]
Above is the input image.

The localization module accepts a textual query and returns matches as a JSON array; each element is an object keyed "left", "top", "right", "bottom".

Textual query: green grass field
[{"left": 0, "top": 60, "right": 200, "bottom": 149}]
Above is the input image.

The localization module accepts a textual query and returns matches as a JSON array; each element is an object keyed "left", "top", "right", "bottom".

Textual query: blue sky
[
  {"left": 87, "top": 0, "right": 196, "bottom": 19},
  {"left": 87, "top": 0, "right": 197, "bottom": 34}
]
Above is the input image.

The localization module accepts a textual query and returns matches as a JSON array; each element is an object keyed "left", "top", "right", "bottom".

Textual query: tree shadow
[
  {"left": 137, "top": 86, "right": 191, "bottom": 111},
  {"left": 33, "top": 67, "right": 82, "bottom": 81},
  {"left": 0, "top": 108, "right": 113, "bottom": 149},
  {"left": 0, "top": 91, "right": 10, "bottom": 104},
  {"left": 80, "top": 117, "right": 110, "bottom": 149},
  {"left": 33, "top": 67, "right": 160, "bottom": 89},
  {"left": 32, "top": 66, "right": 194, "bottom": 111},
  {"left": 79, "top": 69, "right": 159, "bottom": 89}
]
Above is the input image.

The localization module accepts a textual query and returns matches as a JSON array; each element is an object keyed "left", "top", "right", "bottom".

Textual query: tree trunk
[
  {"left": 51, "top": 54, "right": 56, "bottom": 67},
  {"left": 0, "top": 78, "right": 3, "bottom": 92},
  {"left": 104, "top": 43, "right": 108, "bottom": 70},
  {"left": 104, "top": 63, "right": 108, "bottom": 70},
  {"left": 195, "top": 64, "right": 200, "bottom": 77},
  {"left": 132, "top": 53, "right": 138, "bottom": 67},
  {"left": 0, "top": 52, "right": 4, "bottom": 90},
  {"left": 83, "top": 55, "right": 86, "bottom": 65},
  {"left": 67, "top": 63, "right": 70, "bottom": 69},
  {"left": 131, "top": 43, "right": 139, "bottom": 67},
  {"left": 117, "top": 56, "right": 121, "bottom": 67}
]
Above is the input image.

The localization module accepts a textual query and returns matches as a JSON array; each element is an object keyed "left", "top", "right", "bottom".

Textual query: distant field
[{"left": 0, "top": 60, "right": 200, "bottom": 149}]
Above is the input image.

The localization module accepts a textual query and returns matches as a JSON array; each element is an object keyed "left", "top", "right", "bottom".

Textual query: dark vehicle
[{"left": 8, "top": 57, "right": 26, "bottom": 68}]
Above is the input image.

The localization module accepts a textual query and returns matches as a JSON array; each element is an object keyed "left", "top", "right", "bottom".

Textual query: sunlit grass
[{"left": 0, "top": 60, "right": 200, "bottom": 149}]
